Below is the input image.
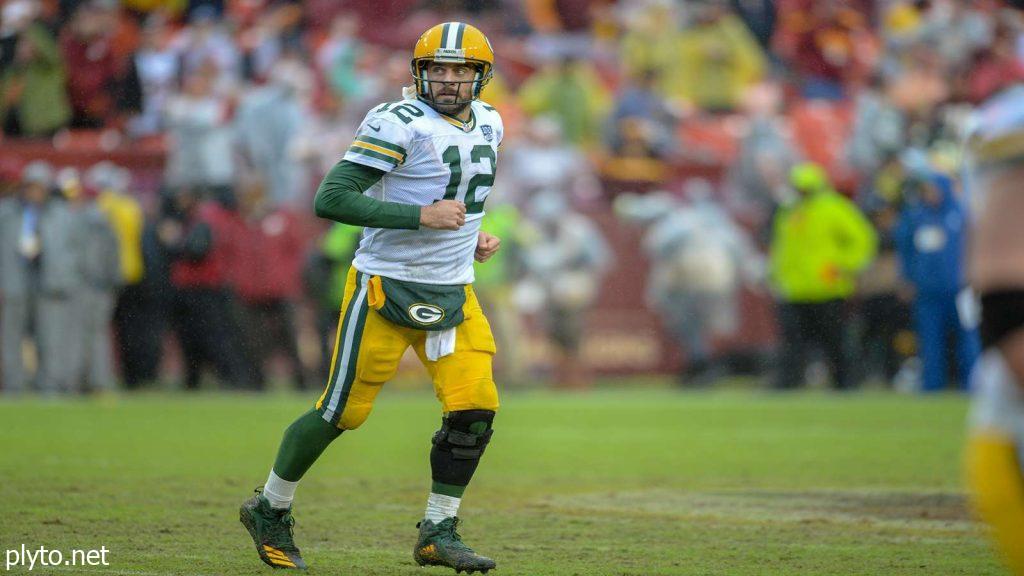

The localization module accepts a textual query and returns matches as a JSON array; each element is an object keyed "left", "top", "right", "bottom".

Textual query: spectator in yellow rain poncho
[{"left": 769, "top": 163, "right": 877, "bottom": 390}]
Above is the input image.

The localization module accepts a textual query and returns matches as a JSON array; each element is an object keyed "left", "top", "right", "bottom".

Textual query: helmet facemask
[{"left": 410, "top": 58, "right": 492, "bottom": 117}]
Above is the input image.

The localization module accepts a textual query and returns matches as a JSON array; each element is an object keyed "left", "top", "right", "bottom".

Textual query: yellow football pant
[
  {"left": 966, "top": 432, "right": 1024, "bottom": 576},
  {"left": 316, "top": 267, "right": 499, "bottom": 429}
]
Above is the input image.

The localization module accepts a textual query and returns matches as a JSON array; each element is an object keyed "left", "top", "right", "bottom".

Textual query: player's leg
[
  {"left": 1, "top": 297, "right": 28, "bottom": 394},
  {"left": 87, "top": 290, "right": 116, "bottom": 391},
  {"left": 411, "top": 287, "right": 499, "bottom": 573},
  {"left": 36, "top": 294, "right": 73, "bottom": 393},
  {"left": 170, "top": 292, "right": 201, "bottom": 390},
  {"left": 915, "top": 295, "right": 948, "bottom": 392},
  {"left": 207, "top": 289, "right": 253, "bottom": 390},
  {"left": 966, "top": 348, "right": 1024, "bottom": 575},
  {"left": 774, "top": 301, "right": 806, "bottom": 389},
  {"left": 966, "top": 430, "right": 1024, "bottom": 575},
  {"left": 240, "top": 269, "right": 410, "bottom": 570},
  {"left": 967, "top": 298, "right": 1024, "bottom": 576},
  {"left": 817, "top": 299, "right": 851, "bottom": 390},
  {"left": 274, "top": 300, "right": 308, "bottom": 390}
]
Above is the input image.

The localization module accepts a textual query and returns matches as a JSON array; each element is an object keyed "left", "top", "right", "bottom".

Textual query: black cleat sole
[{"left": 417, "top": 557, "right": 493, "bottom": 569}]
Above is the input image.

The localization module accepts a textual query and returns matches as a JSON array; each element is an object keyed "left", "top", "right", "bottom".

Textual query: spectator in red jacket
[
  {"left": 163, "top": 186, "right": 249, "bottom": 390},
  {"left": 59, "top": 0, "right": 123, "bottom": 128},
  {"left": 234, "top": 175, "right": 308, "bottom": 390},
  {"left": 783, "top": 0, "right": 871, "bottom": 100}
]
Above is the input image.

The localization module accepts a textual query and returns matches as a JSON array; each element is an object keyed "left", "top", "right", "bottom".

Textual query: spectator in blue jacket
[{"left": 895, "top": 170, "right": 980, "bottom": 392}]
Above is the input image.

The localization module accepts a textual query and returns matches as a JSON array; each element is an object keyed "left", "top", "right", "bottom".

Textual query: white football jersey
[{"left": 343, "top": 97, "right": 503, "bottom": 285}]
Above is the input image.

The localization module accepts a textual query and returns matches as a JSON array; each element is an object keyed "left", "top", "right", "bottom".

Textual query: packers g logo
[{"left": 408, "top": 303, "right": 445, "bottom": 325}]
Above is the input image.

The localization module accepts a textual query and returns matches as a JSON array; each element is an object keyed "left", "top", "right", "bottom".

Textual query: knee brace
[{"left": 430, "top": 409, "right": 495, "bottom": 487}]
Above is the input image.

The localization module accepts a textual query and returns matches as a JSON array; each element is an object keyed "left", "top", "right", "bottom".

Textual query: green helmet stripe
[
  {"left": 440, "top": 22, "right": 451, "bottom": 50},
  {"left": 454, "top": 22, "right": 465, "bottom": 49}
]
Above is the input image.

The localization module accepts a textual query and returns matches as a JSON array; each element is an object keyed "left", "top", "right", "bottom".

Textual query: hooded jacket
[
  {"left": 895, "top": 173, "right": 967, "bottom": 296},
  {"left": 769, "top": 165, "right": 878, "bottom": 302}
]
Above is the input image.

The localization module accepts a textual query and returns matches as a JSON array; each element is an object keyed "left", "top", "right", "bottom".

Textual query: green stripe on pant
[{"left": 320, "top": 272, "right": 369, "bottom": 425}]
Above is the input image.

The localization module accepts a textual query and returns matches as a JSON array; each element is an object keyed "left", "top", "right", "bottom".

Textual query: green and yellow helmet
[{"left": 411, "top": 22, "right": 494, "bottom": 105}]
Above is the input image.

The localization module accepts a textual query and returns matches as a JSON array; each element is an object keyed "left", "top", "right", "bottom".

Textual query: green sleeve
[{"left": 313, "top": 160, "right": 421, "bottom": 229}]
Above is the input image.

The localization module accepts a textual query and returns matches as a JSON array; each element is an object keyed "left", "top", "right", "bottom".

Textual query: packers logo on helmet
[{"left": 411, "top": 22, "right": 494, "bottom": 107}]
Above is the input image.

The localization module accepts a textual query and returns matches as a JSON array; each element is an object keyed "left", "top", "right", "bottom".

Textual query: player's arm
[
  {"left": 318, "top": 108, "right": 467, "bottom": 230},
  {"left": 314, "top": 160, "right": 417, "bottom": 229},
  {"left": 314, "top": 161, "right": 466, "bottom": 230}
]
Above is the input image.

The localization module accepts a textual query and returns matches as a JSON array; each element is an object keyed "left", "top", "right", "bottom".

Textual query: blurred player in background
[
  {"left": 518, "top": 189, "right": 611, "bottom": 390},
  {"left": 640, "top": 182, "right": 762, "bottom": 386},
  {"left": 965, "top": 104, "right": 1024, "bottom": 568},
  {"left": 964, "top": 4, "right": 1024, "bottom": 570},
  {"left": 240, "top": 22, "right": 502, "bottom": 574}
]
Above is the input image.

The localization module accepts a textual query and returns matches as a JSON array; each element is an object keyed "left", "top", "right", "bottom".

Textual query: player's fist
[
  {"left": 475, "top": 231, "right": 501, "bottom": 262},
  {"left": 420, "top": 200, "right": 466, "bottom": 230}
]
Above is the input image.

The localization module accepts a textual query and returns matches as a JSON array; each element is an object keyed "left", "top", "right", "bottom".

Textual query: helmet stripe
[
  {"left": 440, "top": 22, "right": 451, "bottom": 50},
  {"left": 454, "top": 22, "right": 465, "bottom": 49}
]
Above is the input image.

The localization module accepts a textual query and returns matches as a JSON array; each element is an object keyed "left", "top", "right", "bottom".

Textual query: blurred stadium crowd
[{"left": 0, "top": 0, "right": 1014, "bottom": 394}]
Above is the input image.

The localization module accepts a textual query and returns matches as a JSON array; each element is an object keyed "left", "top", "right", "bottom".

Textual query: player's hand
[
  {"left": 420, "top": 200, "right": 466, "bottom": 230},
  {"left": 475, "top": 231, "right": 501, "bottom": 263}
]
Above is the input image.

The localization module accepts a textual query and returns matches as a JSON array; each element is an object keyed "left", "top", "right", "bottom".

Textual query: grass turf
[{"left": 0, "top": 387, "right": 1007, "bottom": 575}]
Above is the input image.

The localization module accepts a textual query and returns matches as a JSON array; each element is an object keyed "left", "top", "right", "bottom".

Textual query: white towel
[{"left": 425, "top": 328, "right": 457, "bottom": 361}]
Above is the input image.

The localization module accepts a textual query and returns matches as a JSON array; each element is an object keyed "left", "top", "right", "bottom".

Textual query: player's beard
[
  {"left": 431, "top": 100, "right": 471, "bottom": 117},
  {"left": 429, "top": 85, "right": 472, "bottom": 117}
]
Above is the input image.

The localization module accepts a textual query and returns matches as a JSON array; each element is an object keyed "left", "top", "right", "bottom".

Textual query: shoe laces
[
  {"left": 267, "top": 509, "right": 298, "bottom": 552},
  {"left": 254, "top": 488, "right": 296, "bottom": 537},
  {"left": 437, "top": 518, "right": 473, "bottom": 552}
]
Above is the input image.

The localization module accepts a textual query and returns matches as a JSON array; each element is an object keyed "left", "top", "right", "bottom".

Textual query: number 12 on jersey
[{"left": 441, "top": 144, "right": 495, "bottom": 215}]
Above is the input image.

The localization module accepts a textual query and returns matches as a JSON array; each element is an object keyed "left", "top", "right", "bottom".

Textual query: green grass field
[{"left": 0, "top": 387, "right": 1008, "bottom": 575}]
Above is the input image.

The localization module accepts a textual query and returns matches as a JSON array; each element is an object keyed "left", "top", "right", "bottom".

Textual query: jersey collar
[
  {"left": 411, "top": 97, "right": 478, "bottom": 132},
  {"left": 438, "top": 108, "right": 476, "bottom": 133}
]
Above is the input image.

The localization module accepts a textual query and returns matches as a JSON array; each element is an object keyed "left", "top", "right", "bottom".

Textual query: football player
[
  {"left": 240, "top": 22, "right": 503, "bottom": 573},
  {"left": 963, "top": 6, "right": 1024, "bottom": 573}
]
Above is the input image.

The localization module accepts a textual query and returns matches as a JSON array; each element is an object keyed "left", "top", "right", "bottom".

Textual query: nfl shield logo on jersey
[{"left": 481, "top": 125, "right": 493, "bottom": 142}]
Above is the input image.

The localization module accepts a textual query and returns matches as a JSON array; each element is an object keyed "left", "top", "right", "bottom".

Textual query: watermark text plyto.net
[{"left": 5, "top": 545, "right": 109, "bottom": 571}]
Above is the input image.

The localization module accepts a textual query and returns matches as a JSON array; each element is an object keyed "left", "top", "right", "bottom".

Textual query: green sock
[
  {"left": 431, "top": 482, "right": 467, "bottom": 498},
  {"left": 272, "top": 409, "right": 343, "bottom": 481}
]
